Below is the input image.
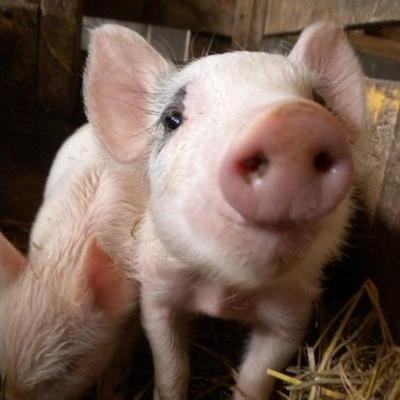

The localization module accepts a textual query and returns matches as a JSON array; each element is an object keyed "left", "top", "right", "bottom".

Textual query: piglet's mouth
[
  {"left": 257, "top": 219, "right": 304, "bottom": 233},
  {"left": 192, "top": 188, "right": 312, "bottom": 238},
  {"left": 216, "top": 204, "right": 310, "bottom": 235}
]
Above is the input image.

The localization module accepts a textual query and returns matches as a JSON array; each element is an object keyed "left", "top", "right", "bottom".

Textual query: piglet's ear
[
  {"left": 84, "top": 24, "right": 173, "bottom": 162},
  {"left": 84, "top": 238, "right": 136, "bottom": 319},
  {"left": 289, "top": 21, "right": 366, "bottom": 142},
  {"left": 0, "top": 232, "right": 27, "bottom": 285}
]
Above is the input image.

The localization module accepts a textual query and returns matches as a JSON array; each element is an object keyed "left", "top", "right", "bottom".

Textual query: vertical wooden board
[
  {"left": 0, "top": 1, "right": 39, "bottom": 110},
  {"left": 378, "top": 131, "right": 400, "bottom": 231},
  {"left": 359, "top": 79, "right": 400, "bottom": 341},
  {"left": 358, "top": 80, "right": 400, "bottom": 222},
  {"left": 232, "top": 0, "right": 268, "bottom": 50},
  {"left": 247, "top": 0, "right": 268, "bottom": 50},
  {"left": 232, "top": 0, "right": 255, "bottom": 49},
  {"left": 38, "top": 0, "right": 82, "bottom": 116}
]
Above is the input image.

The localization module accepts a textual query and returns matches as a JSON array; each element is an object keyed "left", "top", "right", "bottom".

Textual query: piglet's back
[{"left": 0, "top": 124, "right": 142, "bottom": 400}]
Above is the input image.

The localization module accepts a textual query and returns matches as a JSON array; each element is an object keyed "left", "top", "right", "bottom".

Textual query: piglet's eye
[{"left": 161, "top": 111, "right": 183, "bottom": 132}]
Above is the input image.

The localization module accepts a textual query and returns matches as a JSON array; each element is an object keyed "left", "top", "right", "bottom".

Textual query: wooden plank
[
  {"left": 38, "top": 0, "right": 83, "bottom": 116},
  {"left": 265, "top": 0, "right": 400, "bottom": 36},
  {"left": 358, "top": 80, "right": 400, "bottom": 223},
  {"left": 349, "top": 32, "right": 400, "bottom": 61},
  {"left": 0, "top": 0, "right": 39, "bottom": 110},
  {"left": 83, "top": 0, "right": 235, "bottom": 37},
  {"left": 272, "top": 32, "right": 400, "bottom": 81},
  {"left": 232, "top": 0, "right": 268, "bottom": 50},
  {"left": 362, "top": 80, "right": 400, "bottom": 341}
]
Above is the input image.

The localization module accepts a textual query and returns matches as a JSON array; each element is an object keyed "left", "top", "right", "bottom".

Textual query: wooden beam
[
  {"left": 232, "top": 0, "right": 268, "bottom": 50},
  {"left": 0, "top": 0, "right": 39, "bottom": 110},
  {"left": 83, "top": 0, "right": 235, "bottom": 37},
  {"left": 38, "top": 0, "right": 83, "bottom": 116},
  {"left": 265, "top": 0, "right": 400, "bottom": 36},
  {"left": 366, "top": 26, "right": 400, "bottom": 42},
  {"left": 349, "top": 32, "right": 400, "bottom": 61}
]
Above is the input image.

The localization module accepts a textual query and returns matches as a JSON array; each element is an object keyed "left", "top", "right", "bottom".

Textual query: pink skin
[
  {"left": 84, "top": 22, "right": 366, "bottom": 400},
  {"left": 219, "top": 99, "right": 354, "bottom": 228},
  {"left": 0, "top": 126, "right": 143, "bottom": 400}
]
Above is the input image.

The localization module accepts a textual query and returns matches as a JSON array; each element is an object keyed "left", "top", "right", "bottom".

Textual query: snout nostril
[
  {"left": 314, "top": 152, "right": 334, "bottom": 173},
  {"left": 239, "top": 152, "right": 269, "bottom": 175}
]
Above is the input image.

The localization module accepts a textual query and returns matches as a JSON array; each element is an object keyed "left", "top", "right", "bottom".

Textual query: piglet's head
[
  {"left": 0, "top": 233, "right": 135, "bottom": 400},
  {"left": 85, "top": 23, "right": 365, "bottom": 288}
]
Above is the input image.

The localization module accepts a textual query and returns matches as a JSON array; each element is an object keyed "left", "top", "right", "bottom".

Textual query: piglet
[
  {"left": 0, "top": 124, "right": 146, "bottom": 399},
  {"left": 84, "top": 22, "right": 365, "bottom": 400}
]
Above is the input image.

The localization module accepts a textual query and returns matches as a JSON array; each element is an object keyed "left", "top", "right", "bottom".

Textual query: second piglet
[
  {"left": 84, "top": 22, "right": 366, "bottom": 400},
  {"left": 0, "top": 125, "right": 145, "bottom": 399}
]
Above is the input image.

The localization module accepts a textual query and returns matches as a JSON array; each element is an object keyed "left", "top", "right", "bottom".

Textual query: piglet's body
[
  {"left": 84, "top": 22, "right": 366, "bottom": 400},
  {"left": 0, "top": 125, "right": 145, "bottom": 400}
]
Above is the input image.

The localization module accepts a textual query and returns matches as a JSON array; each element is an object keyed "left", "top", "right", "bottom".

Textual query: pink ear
[
  {"left": 289, "top": 21, "right": 366, "bottom": 142},
  {"left": 84, "top": 24, "right": 173, "bottom": 162},
  {"left": 0, "top": 232, "right": 27, "bottom": 285},
  {"left": 84, "top": 239, "right": 136, "bottom": 319}
]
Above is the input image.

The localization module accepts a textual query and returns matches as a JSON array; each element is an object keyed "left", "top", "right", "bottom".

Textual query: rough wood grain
[
  {"left": 359, "top": 79, "right": 400, "bottom": 341},
  {"left": 83, "top": 0, "right": 235, "bottom": 37},
  {"left": 265, "top": 0, "right": 400, "bottom": 35},
  {"left": 38, "top": 0, "right": 82, "bottom": 115},
  {"left": 0, "top": 0, "right": 39, "bottom": 110},
  {"left": 232, "top": 0, "right": 268, "bottom": 50},
  {"left": 349, "top": 32, "right": 400, "bottom": 61},
  {"left": 359, "top": 80, "right": 400, "bottom": 222}
]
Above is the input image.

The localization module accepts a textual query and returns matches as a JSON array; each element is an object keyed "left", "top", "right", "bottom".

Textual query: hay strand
[{"left": 267, "top": 279, "right": 400, "bottom": 400}]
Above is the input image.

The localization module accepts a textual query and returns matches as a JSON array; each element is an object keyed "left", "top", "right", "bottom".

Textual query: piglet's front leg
[
  {"left": 141, "top": 288, "right": 190, "bottom": 400},
  {"left": 234, "top": 302, "right": 312, "bottom": 400}
]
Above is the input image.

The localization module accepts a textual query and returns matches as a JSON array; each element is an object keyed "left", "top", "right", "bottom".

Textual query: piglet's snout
[{"left": 219, "top": 100, "right": 354, "bottom": 227}]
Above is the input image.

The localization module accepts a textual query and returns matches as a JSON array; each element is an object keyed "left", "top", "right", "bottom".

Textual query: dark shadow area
[
  {"left": 322, "top": 191, "right": 400, "bottom": 344},
  {"left": 0, "top": 108, "right": 85, "bottom": 242},
  {"left": 364, "top": 212, "right": 400, "bottom": 343},
  {"left": 322, "top": 194, "right": 371, "bottom": 317}
]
